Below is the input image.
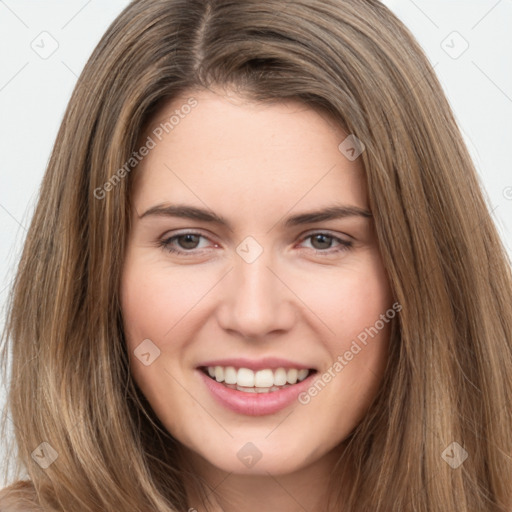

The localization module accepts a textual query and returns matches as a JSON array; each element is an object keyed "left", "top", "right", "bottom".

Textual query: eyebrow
[{"left": 138, "top": 203, "right": 372, "bottom": 229}]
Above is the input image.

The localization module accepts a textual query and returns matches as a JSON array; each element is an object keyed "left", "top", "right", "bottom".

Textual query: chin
[{"left": 182, "top": 434, "right": 330, "bottom": 476}]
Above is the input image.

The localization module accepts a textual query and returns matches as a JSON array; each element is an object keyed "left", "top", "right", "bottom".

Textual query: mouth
[
  {"left": 196, "top": 361, "right": 319, "bottom": 416},
  {"left": 199, "top": 365, "right": 318, "bottom": 394}
]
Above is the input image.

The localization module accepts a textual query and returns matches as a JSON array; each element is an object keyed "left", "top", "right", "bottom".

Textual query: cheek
[
  {"left": 335, "top": 257, "right": 393, "bottom": 378},
  {"left": 292, "top": 252, "right": 393, "bottom": 343},
  {"left": 341, "top": 265, "right": 393, "bottom": 341},
  {"left": 119, "top": 258, "right": 200, "bottom": 434},
  {"left": 293, "top": 252, "right": 393, "bottom": 405},
  {"left": 120, "top": 258, "right": 209, "bottom": 345}
]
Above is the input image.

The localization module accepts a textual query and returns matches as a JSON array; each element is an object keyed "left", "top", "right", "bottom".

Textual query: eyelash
[{"left": 157, "top": 230, "right": 353, "bottom": 257}]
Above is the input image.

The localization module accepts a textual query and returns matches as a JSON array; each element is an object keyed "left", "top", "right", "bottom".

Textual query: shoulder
[{"left": 0, "top": 480, "right": 43, "bottom": 511}]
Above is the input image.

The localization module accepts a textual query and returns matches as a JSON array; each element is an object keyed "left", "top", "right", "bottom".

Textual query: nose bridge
[
  {"left": 220, "top": 241, "right": 295, "bottom": 338},
  {"left": 236, "top": 249, "right": 274, "bottom": 303}
]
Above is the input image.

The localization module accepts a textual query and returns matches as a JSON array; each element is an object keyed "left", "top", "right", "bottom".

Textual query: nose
[{"left": 217, "top": 249, "right": 297, "bottom": 340}]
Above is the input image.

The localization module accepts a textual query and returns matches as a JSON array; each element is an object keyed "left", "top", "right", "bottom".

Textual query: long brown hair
[{"left": 1, "top": 0, "right": 511, "bottom": 510}]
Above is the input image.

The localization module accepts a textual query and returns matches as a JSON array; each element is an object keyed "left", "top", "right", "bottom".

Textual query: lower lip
[{"left": 197, "top": 369, "right": 316, "bottom": 416}]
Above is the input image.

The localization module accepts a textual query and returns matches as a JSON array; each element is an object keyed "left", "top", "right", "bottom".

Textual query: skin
[{"left": 120, "top": 88, "right": 394, "bottom": 511}]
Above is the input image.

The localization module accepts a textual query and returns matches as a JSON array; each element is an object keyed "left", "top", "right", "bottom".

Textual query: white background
[{"left": 0, "top": 0, "right": 511, "bottom": 486}]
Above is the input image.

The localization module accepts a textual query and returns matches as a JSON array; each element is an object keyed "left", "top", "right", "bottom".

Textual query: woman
[{"left": 1, "top": 0, "right": 511, "bottom": 510}]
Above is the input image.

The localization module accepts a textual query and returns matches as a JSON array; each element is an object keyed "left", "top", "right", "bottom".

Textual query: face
[{"left": 120, "top": 88, "right": 394, "bottom": 478}]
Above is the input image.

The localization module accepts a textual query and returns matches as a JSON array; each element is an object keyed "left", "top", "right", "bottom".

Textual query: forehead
[{"left": 132, "top": 89, "right": 367, "bottom": 217}]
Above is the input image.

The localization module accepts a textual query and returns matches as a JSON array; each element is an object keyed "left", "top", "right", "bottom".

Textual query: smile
[
  {"left": 201, "top": 366, "right": 313, "bottom": 393},
  {"left": 197, "top": 365, "right": 318, "bottom": 416}
]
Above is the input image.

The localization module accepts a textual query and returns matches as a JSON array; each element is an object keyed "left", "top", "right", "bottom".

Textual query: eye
[
  {"left": 298, "top": 232, "right": 353, "bottom": 256},
  {"left": 158, "top": 231, "right": 211, "bottom": 255},
  {"left": 157, "top": 230, "right": 353, "bottom": 257}
]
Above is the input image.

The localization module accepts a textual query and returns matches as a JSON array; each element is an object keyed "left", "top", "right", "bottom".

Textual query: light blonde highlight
[{"left": 1, "top": 1, "right": 511, "bottom": 510}]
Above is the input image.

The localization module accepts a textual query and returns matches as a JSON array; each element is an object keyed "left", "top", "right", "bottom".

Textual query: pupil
[
  {"left": 180, "top": 234, "right": 199, "bottom": 249},
  {"left": 312, "top": 234, "right": 331, "bottom": 250},
  {"left": 178, "top": 234, "right": 332, "bottom": 251}
]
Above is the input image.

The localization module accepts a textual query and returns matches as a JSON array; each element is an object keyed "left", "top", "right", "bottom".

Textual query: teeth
[
  {"left": 214, "top": 366, "right": 224, "bottom": 383},
  {"left": 224, "top": 366, "right": 237, "bottom": 384},
  {"left": 274, "top": 368, "right": 287, "bottom": 386},
  {"left": 237, "top": 367, "right": 255, "bottom": 387},
  {"left": 254, "top": 369, "right": 274, "bottom": 387},
  {"left": 297, "top": 369, "right": 309, "bottom": 381},
  {"left": 287, "top": 368, "right": 298, "bottom": 384},
  {"left": 231, "top": 384, "right": 289, "bottom": 393},
  {"left": 206, "top": 366, "right": 312, "bottom": 388},
  {"left": 236, "top": 385, "right": 283, "bottom": 393},
  {"left": 236, "top": 385, "right": 257, "bottom": 393}
]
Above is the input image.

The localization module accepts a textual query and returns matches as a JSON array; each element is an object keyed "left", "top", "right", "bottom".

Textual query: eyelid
[
  {"left": 160, "top": 228, "right": 352, "bottom": 244},
  {"left": 296, "top": 230, "right": 353, "bottom": 254},
  {"left": 158, "top": 228, "right": 353, "bottom": 257},
  {"left": 161, "top": 229, "right": 218, "bottom": 245},
  {"left": 299, "top": 228, "right": 353, "bottom": 242}
]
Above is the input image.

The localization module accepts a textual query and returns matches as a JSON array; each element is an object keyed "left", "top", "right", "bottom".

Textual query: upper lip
[{"left": 197, "top": 357, "right": 316, "bottom": 372}]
